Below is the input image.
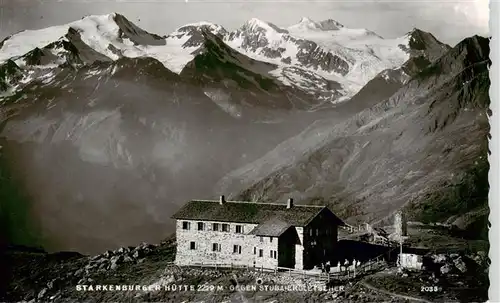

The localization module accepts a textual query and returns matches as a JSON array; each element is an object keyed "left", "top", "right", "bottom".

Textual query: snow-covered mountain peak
[
  {"left": 400, "top": 28, "right": 451, "bottom": 61},
  {"left": 288, "top": 17, "right": 344, "bottom": 32},
  {"left": 241, "top": 18, "right": 289, "bottom": 34},
  {"left": 0, "top": 13, "right": 169, "bottom": 64},
  {"left": 404, "top": 28, "right": 439, "bottom": 43},
  {"left": 168, "top": 21, "right": 228, "bottom": 50},
  {"left": 174, "top": 21, "right": 227, "bottom": 36},
  {"left": 0, "top": 13, "right": 204, "bottom": 74},
  {"left": 0, "top": 13, "right": 451, "bottom": 106},
  {"left": 0, "top": 13, "right": 118, "bottom": 63},
  {"left": 288, "top": 17, "right": 321, "bottom": 31},
  {"left": 317, "top": 19, "right": 344, "bottom": 31}
]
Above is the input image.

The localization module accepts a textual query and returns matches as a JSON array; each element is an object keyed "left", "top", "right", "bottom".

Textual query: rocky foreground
[{"left": 1, "top": 236, "right": 490, "bottom": 303}]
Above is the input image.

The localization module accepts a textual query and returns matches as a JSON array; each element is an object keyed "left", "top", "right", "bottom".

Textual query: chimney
[
  {"left": 287, "top": 198, "right": 294, "bottom": 209},
  {"left": 219, "top": 195, "right": 225, "bottom": 205}
]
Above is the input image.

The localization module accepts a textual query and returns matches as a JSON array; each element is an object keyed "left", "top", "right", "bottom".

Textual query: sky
[{"left": 0, "top": 0, "right": 491, "bottom": 46}]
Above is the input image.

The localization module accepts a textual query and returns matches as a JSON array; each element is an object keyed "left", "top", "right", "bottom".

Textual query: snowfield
[
  {"left": 1, "top": 14, "right": 413, "bottom": 99},
  {"left": 0, "top": 13, "right": 198, "bottom": 73},
  {"left": 225, "top": 17, "right": 411, "bottom": 96}
]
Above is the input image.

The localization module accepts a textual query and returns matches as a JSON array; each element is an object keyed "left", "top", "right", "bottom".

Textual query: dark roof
[
  {"left": 248, "top": 218, "right": 292, "bottom": 237},
  {"left": 171, "top": 199, "right": 344, "bottom": 227}
]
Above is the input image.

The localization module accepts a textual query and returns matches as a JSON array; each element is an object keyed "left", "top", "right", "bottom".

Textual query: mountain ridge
[
  {"left": 0, "top": 13, "right": 489, "bottom": 255},
  {"left": 216, "top": 35, "right": 490, "bottom": 229},
  {"left": 0, "top": 13, "right": 451, "bottom": 105}
]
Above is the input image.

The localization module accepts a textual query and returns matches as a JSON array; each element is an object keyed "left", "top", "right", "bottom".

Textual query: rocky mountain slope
[
  {"left": 0, "top": 54, "right": 328, "bottom": 254},
  {"left": 0, "top": 12, "right": 490, "bottom": 256},
  {"left": 217, "top": 36, "right": 490, "bottom": 233},
  {"left": 2, "top": 237, "right": 489, "bottom": 302},
  {"left": 0, "top": 13, "right": 351, "bottom": 253}
]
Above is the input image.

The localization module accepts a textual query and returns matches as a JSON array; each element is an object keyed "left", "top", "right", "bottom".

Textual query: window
[
  {"left": 182, "top": 221, "right": 191, "bottom": 230},
  {"left": 269, "top": 250, "right": 273, "bottom": 258},
  {"left": 212, "top": 243, "right": 221, "bottom": 252},
  {"left": 197, "top": 222, "right": 205, "bottom": 231},
  {"left": 309, "top": 229, "right": 312, "bottom": 236},
  {"left": 233, "top": 245, "right": 242, "bottom": 254},
  {"left": 212, "top": 223, "right": 219, "bottom": 231},
  {"left": 316, "top": 229, "right": 319, "bottom": 236},
  {"left": 222, "top": 224, "right": 229, "bottom": 232},
  {"left": 190, "top": 241, "right": 196, "bottom": 250},
  {"left": 235, "top": 225, "right": 244, "bottom": 234},
  {"left": 259, "top": 236, "right": 264, "bottom": 243},
  {"left": 270, "top": 237, "right": 273, "bottom": 243},
  {"left": 273, "top": 251, "right": 277, "bottom": 259},
  {"left": 253, "top": 247, "right": 256, "bottom": 254},
  {"left": 258, "top": 249, "right": 263, "bottom": 257}
]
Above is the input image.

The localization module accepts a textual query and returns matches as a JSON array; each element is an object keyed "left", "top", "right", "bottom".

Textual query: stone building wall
[
  {"left": 294, "top": 226, "right": 304, "bottom": 269},
  {"left": 175, "top": 219, "right": 279, "bottom": 269},
  {"left": 254, "top": 234, "right": 279, "bottom": 269}
]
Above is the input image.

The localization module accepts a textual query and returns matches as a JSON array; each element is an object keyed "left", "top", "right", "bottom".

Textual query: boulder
[
  {"left": 117, "top": 247, "right": 130, "bottom": 254},
  {"left": 432, "top": 254, "right": 447, "bottom": 264},
  {"left": 96, "top": 257, "right": 108, "bottom": 264},
  {"left": 453, "top": 258, "right": 467, "bottom": 273},
  {"left": 37, "top": 288, "right": 47, "bottom": 299},
  {"left": 74, "top": 269, "right": 84, "bottom": 277},
  {"left": 474, "top": 251, "right": 488, "bottom": 265},
  {"left": 84, "top": 264, "right": 95, "bottom": 271},
  {"left": 132, "top": 250, "right": 144, "bottom": 259},
  {"left": 47, "top": 280, "right": 54, "bottom": 290},
  {"left": 123, "top": 256, "right": 134, "bottom": 263},
  {"left": 110, "top": 255, "right": 124, "bottom": 265},
  {"left": 440, "top": 264, "right": 453, "bottom": 275}
]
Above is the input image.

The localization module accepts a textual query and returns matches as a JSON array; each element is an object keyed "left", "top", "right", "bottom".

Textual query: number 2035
[{"left": 421, "top": 286, "right": 441, "bottom": 292}]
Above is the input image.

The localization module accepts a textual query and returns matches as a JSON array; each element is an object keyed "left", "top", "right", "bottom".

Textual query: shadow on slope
[
  {"left": 217, "top": 36, "right": 490, "bottom": 236},
  {"left": 0, "top": 56, "right": 325, "bottom": 254}
]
